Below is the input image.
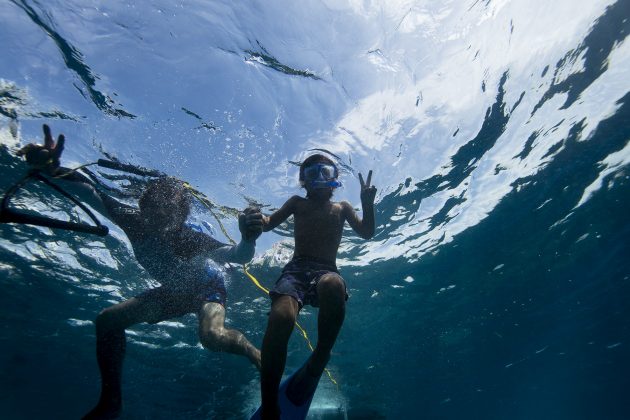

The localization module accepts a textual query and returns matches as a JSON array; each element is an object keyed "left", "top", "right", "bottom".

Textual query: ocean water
[{"left": 1, "top": 1, "right": 629, "bottom": 419}]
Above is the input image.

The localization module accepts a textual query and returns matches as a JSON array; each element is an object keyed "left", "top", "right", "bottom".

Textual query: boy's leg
[
  {"left": 285, "top": 272, "right": 346, "bottom": 406},
  {"left": 310, "top": 273, "right": 346, "bottom": 375},
  {"left": 83, "top": 296, "right": 164, "bottom": 419},
  {"left": 260, "top": 295, "right": 299, "bottom": 419},
  {"left": 197, "top": 302, "right": 261, "bottom": 369}
]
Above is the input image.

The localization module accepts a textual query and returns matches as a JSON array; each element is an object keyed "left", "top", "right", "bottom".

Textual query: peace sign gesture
[
  {"left": 358, "top": 170, "right": 377, "bottom": 206},
  {"left": 16, "top": 124, "right": 65, "bottom": 175}
]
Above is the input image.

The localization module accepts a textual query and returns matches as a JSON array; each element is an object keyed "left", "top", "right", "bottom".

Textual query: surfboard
[{"left": 251, "top": 360, "right": 321, "bottom": 420}]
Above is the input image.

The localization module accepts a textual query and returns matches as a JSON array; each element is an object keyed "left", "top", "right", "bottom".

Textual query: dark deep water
[{"left": 1, "top": 0, "right": 629, "bottom": 419}]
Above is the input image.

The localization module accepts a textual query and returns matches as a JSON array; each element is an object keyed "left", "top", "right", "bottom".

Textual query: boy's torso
[{"left": 292, "top": 197, "right": 345, "bottom": 263}]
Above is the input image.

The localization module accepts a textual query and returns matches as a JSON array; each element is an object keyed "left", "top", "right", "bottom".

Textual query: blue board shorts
[
  {"left": 135, "top": 263, "right": 227, "bottom": 324},
  {"left": 270, "top": 256, "right": 348, "bottom": 308}
]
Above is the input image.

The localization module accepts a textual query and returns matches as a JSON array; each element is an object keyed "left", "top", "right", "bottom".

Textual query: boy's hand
[
  {"left": 16, "top": 124, "right": 65, "bottom": 175},
  {"left": 238, "top": 206, "right": 263, "bottom": 241},
  {"left": 359, "top": 170, "right": 377, "bottom": 206}
]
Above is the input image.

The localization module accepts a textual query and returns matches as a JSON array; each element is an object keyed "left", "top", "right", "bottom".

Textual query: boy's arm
[
  {"left": 209, "top": 198, "right": 295, "bottom": 263},
  {"left": 262, "top": 196, "right": 299, "bottom": 232},
  {"left": 343, "top": 170, "right": 376, "bottom": 239}
]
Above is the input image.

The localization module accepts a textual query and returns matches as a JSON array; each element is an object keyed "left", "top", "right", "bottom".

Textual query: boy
[{"left": 259, "top": 154, "right": 376, "bottom": 419}]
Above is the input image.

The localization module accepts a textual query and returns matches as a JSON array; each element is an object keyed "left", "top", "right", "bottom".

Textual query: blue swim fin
[{"left": 251, "top": 360, "right": 322, "bottom": 420}]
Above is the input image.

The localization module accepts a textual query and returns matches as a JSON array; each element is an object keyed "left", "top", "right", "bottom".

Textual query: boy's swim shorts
[{"left": 270, "top": 256, "right": 347, "bottom": 308}]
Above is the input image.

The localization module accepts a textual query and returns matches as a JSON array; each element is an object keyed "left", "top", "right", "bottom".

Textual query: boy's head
[
  {"left": 299, "top": 154, "right": 341, "bottom": 199},
  {"left": 139, "top": 177, "right": 191, "bottom": 229}
]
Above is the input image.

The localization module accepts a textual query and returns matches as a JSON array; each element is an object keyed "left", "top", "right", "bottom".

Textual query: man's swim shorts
[{"left": 135, "top": 260, "right": 227, "bottom": 323}]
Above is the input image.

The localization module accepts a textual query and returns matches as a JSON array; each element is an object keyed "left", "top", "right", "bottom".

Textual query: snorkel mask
[{"left": 301, "top": 163, "right": 342, "bottom": 189}]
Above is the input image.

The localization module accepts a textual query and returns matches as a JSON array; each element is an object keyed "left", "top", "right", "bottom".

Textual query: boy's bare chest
[{"left": 294, "top": 202, "right": 344, "bottom": 230}]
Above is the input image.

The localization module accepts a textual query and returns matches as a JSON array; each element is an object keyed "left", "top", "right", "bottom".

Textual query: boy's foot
[
  {"left": 286, "top": 359, "right": 323, "bottom": 406},
  {"left": 82, "top": 400, "right": 122, "bottom": 420},
  {"left": 260, "top": 403, "right": 281, "bottom": 420},
  {"left": 307, "top": 351, "right": 330, "bottom": 376}
]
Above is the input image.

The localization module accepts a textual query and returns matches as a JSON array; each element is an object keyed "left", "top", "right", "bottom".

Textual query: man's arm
[
  {"left": 189, "top": 206, "right": 263, "bottom": 265},
  {"left": 211, "top": 239, "right": 257, "bottom": 265},
  {"left": 59, "top": 171, "right": 142, "bottom": 233},
  {"left": 343, "top": 170, "right": 376, "bottom": 239},
  {"left": 17, "top": 124, "right": 138, "bottom": 231}
]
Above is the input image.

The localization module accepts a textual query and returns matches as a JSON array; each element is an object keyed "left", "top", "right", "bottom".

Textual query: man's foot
[
  {"left": 286, "top": 358, "right": 323, "bottom": 406},
  {"left": 250, "top": 347, "right": 262, "bottom": 371},
  {"left": 82, "top": 399, "right": 122, "bottom": 420}
]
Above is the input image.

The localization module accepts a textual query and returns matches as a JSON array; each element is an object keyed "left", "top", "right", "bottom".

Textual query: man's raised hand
[{"left": 16, "top": 124, "right": 65, "bottom": 174}]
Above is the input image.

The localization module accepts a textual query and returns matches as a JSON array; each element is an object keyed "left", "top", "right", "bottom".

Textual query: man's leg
[
  {"left": 260, "top": 295, "right": 299, "bottom": 420},
  {"left": 197, "top": 302, "right": 261, "bottom": 369},
  {"left": 83, "top": 297, "right": 163, "bottom": 419}
]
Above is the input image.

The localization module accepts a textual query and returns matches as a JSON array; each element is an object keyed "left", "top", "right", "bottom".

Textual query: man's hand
[
  {"left": 359, "top": 170, "right": 377, "bottom": 206},
  {"left": 238, "top": 206, "right": 263, "bottom": 242},
  {"left": 16, "top": 124, "right": 65, "bottom": 175}
]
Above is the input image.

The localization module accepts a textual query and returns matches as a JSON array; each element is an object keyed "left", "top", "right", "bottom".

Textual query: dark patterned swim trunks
[{"left": 270, "top": 256, "right": 347, "bottom": 308}]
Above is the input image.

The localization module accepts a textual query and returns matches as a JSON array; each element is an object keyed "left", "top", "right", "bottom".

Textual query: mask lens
[
  {"left": 304, "top": 163, "right": 337, "bottom": 181},
  {"left": 304, "top": 165, "right": 320, "bottom": 180},
  {"left": 320, "top": 165, "right": 336, "bottom": 179}
]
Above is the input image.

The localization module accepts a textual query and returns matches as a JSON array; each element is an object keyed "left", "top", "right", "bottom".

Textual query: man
[{"left": 18, "top": 125, "right": 264, "bottom": 419}]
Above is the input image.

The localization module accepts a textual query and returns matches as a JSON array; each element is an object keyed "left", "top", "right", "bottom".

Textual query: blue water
[{"left": 1, "top": 1, "right": 629, "bottom": 419}]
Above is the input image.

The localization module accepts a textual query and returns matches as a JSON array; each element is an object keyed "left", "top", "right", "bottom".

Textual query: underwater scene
[{"left": 1, "top": 0, "right": 629, "bottom": 419}]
